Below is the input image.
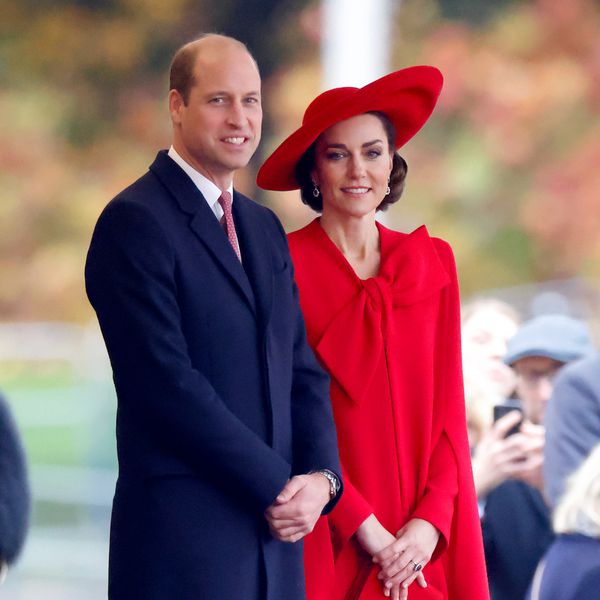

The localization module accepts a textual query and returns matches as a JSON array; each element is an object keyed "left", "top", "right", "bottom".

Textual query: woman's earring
[
  {"left": 312, "top": 183, "right": 320, "bottom": 198},
  {"left": 385, "top": 177, "right": 391, "bottom": 196}
]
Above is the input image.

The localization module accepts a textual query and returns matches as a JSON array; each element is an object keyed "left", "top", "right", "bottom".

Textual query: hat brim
[{"left": 257, "top": 66, "right": 443, "bottom": 191}]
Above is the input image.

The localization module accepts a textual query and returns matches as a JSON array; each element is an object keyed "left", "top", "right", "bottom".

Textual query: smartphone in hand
[{"left": 493, "top": 402, "right": 523, "bottom": 437}]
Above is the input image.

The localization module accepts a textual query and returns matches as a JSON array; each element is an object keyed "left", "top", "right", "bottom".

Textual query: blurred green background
[{"left": 1, "top": 0, "right": 599, "bottom": 597}]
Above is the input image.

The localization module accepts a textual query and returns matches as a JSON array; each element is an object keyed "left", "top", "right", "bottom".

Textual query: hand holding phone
[{"left": 493, "top": 403, "right": 523, "bottom": 437}]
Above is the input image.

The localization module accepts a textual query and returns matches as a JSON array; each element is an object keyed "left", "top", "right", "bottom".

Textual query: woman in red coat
[{"left": 257, "top": 68, "right": 489, "bottom": 600}]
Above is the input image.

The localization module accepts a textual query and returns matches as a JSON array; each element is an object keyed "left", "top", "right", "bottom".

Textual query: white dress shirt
[{"left": 167, "top": 147, "right": 241, "bottom": 256}]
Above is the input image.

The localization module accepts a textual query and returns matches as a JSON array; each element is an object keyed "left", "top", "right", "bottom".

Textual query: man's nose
[
  {"left": 226, "top": 101, "right": 245, "bottom": 127},
  {"left": 538, "top": 378, "right": 554, "bottom": 403}
]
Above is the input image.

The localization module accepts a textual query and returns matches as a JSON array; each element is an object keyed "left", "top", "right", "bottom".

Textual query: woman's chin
[{"left": 324, "top": 203, "right": 379, "bottom": 221}]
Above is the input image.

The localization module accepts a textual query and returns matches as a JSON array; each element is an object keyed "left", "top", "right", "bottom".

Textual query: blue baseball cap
[{"left": 504, "top": 314, "right": 594, "bottom": 365}]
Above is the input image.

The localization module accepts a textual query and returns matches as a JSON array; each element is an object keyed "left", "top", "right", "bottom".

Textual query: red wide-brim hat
[{"left": 257, "top": 66, "right": 443, "bottom": 191}]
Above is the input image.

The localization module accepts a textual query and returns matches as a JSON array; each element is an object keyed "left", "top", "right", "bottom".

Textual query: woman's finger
[
  {"left": 375, "top": 538, "right": 407, "bottom": 565},
  {"left": 379, "top": 546, "right": 423, "bottom": 579},
  {"left": 386, "top": 559, "right": 428, "bottom": 589},
  {"left": 378, "top": 553, "right": 410, "bottom": 580},
  {"left": 400, "top": 571, "right": 420, "bottom": 590}
]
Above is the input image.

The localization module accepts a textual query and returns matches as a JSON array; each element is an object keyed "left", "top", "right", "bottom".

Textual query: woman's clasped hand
[{"left": 357, "top": 515, "right": 440, "bottom": 599}]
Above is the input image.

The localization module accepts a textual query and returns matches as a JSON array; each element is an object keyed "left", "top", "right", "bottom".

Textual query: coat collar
[{"left": 148, "top": 150, "right": 259, "bottom": 317}]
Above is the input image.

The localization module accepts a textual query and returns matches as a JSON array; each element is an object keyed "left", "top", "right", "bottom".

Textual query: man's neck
[{"left": 171, "top": 141, "right": 233, "bottom": 191}]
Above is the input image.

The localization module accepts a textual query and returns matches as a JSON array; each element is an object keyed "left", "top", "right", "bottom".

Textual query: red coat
[{"left": 288, "top": 219, "right": 489, "bottom": 600}]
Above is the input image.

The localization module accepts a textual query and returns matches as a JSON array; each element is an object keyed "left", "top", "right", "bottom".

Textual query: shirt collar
[{"left": 167, "top": 146, "right": 233, "bottom": 218}]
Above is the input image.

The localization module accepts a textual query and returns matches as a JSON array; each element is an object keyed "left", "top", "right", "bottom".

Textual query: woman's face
[{"left": 311, "top": 114, "right": 393, "bottom": 220}]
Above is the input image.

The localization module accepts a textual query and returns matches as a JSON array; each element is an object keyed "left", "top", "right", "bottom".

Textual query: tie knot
[{"left": 218, "top": 191, "right": 232, "bottom": 213}]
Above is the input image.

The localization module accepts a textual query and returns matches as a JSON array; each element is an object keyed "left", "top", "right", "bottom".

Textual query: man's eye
[
  {"left": 210, "top": 97, "right": 225, "bottom": 104},
  {"left": 245, "top": 97, "right": 260, "bottom": 104}
]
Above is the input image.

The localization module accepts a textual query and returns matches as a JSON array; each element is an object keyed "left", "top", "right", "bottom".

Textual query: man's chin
[{"left": 222, "top": 155, "right": 255, "bottom": 172}]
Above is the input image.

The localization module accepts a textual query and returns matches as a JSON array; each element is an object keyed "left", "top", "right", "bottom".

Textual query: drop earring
[
  {"left": 385, "top": 177, "right": 391, "bottom": 196},
  {"left": 312, "top": 183, "right": 320, "bottom": 198}
]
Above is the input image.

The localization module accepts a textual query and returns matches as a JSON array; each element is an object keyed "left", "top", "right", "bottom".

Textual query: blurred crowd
[
  {"left": 462, "top": 298, "right": 600, "bottom": 600},
  {"left": 1, "top": 291, "right": 599, "bottom": 598},
  {"left": 0, "top": 391, "right": 30, "bottom": 585}
]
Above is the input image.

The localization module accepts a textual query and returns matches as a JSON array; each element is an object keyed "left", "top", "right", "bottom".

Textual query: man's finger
[
  {"left": 493, "top": 411, "right": 523, "bottom": 438},
  {"left": 265, "top": 516, "right": 298, "bottom": 530},
  {"left": 274, "top": 476, "right": 306, "bottom": 504},
  {"left": 520, "top": 421, "right": 544, "bottom": 436},
  {"left": 497, "top": 445, "right": 528, "bottom": 465},
  {"left": 273, "top": 525, "right": 307, "bottom": 539}
]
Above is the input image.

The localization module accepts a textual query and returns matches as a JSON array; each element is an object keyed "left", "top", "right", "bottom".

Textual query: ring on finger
[{"left": 408, "top": 559, "right": 423, "bottom": 572}]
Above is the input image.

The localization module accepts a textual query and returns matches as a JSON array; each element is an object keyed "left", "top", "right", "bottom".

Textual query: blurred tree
[
  {"left": 1, "top": 0, "right": 599, "bottom": 321},
  {"left": 261, "top": 0, "right": 600, "bottom": 294},
  {"left": 438, "top": 0, "right": 519, "bottom": 24},
  {"left": 0, "top": 0, "right": 311, "bottom": 321}
]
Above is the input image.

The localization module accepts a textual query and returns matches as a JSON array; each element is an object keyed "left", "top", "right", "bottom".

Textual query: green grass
[{"left": 2, "top": 364, "right": 116, "bottom": 468}]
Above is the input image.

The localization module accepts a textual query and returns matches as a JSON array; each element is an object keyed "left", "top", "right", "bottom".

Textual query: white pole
[
  {"left": 323, "top": 0, "right": 396, "bottom": 89},
  {"left": 322, "top": 0, "right": 399, "bottom": 223}
]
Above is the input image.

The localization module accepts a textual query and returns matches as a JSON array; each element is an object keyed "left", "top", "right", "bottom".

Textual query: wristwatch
[{"left": 314, "top": 469, "right": 340, "bottom": 499}]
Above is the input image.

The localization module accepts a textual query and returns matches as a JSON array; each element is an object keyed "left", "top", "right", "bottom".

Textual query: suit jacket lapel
[
  {"left": 233, "top": 192, "right": 273, "bottom": 332},
  {"left": 149, "top": 151, "right": 256, "bottom": 315}
]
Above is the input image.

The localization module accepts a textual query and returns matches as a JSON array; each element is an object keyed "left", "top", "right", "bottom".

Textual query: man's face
[
  {"left": 513, "top": 356, "right": 564, "bottom": 424},
  {"left": 170, "top": 43, "right": 262, "bottom": 188}
]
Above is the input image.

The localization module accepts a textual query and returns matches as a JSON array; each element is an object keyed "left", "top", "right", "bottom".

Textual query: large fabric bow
[{"left": 315, "top": 226, "right": 449, "bottom": 405}]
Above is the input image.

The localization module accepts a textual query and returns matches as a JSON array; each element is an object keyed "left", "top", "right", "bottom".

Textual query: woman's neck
[
  {"left": 319, "top": 211, "right": 381, "bottom": 278},
  {"left": 320, "top": 212, "right": 378, "bottom": 257}
]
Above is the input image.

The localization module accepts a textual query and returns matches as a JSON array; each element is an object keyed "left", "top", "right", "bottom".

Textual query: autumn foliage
[{"left": 1, "top": 0, "right": 598, "bottom": 321}]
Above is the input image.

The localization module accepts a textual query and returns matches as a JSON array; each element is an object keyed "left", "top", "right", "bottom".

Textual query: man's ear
[{"left": 169, "top": 89, "right": 184, "bottom": 124}]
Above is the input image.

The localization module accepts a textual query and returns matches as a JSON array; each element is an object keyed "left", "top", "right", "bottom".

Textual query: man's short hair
[{"left": 169, "top": 34, "right": 254, "bottom": 105}]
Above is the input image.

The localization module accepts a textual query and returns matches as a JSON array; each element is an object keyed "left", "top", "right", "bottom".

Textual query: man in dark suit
[{"left": 85, "top": 34, "right": 342, "bottom": 600}]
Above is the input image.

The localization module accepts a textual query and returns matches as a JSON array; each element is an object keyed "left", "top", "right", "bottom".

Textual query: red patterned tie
[{"left": 218, "top": 191, "right": 241, "bottom": 261}]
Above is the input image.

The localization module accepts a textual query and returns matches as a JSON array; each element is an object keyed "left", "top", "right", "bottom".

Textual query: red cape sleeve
[
  {"left": 328, "top": 464, "right": 374, "bottom": 549},
  {"left": 425, "top": 240, "right": 490, "bottom": 599},
  {"left": 411, "top": 430, "right": 458, "bottom": 557}
]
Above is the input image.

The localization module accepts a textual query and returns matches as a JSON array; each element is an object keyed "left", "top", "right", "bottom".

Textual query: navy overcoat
[{"left": 85, "top": 151, "right": 341, "bottom": 600}]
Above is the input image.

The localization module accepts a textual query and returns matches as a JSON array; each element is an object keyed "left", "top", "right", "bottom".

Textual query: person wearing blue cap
[
  {"left": 502, "top": 315, "right": 594, "bottom": 425},
  {"left": 475, "top": 314, "right": 593, "bottom": 600}
]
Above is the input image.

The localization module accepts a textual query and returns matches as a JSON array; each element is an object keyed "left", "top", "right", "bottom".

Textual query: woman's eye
[
  {"left": 366, "top": 149, "right": 382, "bottom": 158},
  {"left": 325, "top": 152, "right": 345, "bottom": 160}
]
